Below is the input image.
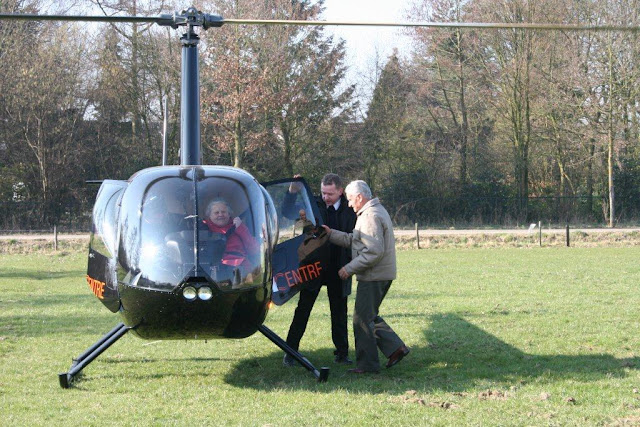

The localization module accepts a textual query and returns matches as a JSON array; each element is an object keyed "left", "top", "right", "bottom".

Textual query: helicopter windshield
[
  {"left": 118, "top": 171, "right": 195, "bottom": 290},
  {"left": 117, "top": 167, "right": 266, "bottom": 292},
  {"left": 195, "top": 170, "right": 265, "bottom": 290}
]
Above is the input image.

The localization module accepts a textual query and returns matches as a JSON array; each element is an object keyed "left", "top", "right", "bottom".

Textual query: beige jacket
[{"left": 329, "top": 198, "right": 396, "bottom": 281}]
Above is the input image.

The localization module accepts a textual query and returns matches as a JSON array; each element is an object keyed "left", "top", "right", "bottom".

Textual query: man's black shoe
[
  {"left": 386, "top": 345, "right": 410, "bottom": 368},
  {"left": 334, "top": 354, "right": 353, "bottom": 365},
  {"left": 283, "top": 354, "right": 298, "bottom": 367}
]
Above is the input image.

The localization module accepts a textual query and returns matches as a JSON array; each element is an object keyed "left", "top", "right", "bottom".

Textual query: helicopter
[
  {"left": 1, "top": 6, "right": 637, "bottom": 390},
  {"left": 1, "top": 6, "right": 337, "bottom": 388}
]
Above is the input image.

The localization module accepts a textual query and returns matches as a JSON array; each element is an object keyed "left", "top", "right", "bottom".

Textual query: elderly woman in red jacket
[{"left": 202, "top": 198, "right": 259, "bottom": 278}]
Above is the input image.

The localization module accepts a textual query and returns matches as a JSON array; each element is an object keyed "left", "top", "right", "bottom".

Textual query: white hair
[
  {"left": 206, "top": 198, "right": 233, "bottom": 217},
  {"left": 345, "top": 180, "right": 372, "bottom": 199}
]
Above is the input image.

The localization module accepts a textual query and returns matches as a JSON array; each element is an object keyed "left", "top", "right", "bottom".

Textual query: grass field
[{"left": 1, "top": 246, "right": 640, "bottom": 425}]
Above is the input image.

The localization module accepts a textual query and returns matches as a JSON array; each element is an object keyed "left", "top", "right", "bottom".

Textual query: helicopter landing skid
[
  {"left": 58, "top": 322, "right": 133, "bottom": 388},
  {"left": 257, "top": 325, "right": 330, "bottom": 382}
]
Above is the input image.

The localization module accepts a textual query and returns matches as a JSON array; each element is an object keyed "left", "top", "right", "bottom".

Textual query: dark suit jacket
[{"left": 315, "top": 194, "right": 357, "bottom": 297}]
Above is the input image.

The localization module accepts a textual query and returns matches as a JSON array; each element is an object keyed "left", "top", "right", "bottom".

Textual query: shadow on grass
[
  {"left": 221, "top": 312, "right": 639, "bottom": 392},
  {"left": 420, "top": 313, "right": 638, "bottom": 385},
  {"left": 49, "top": 313, "right": 639, "bottom": 392},
  {"left": 67, "top": 356, "right": 230, "bottom": 389}
]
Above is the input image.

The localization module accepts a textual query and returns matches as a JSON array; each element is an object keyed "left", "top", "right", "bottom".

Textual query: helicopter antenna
[{"left": 162, "top": 96, "right": 169, "bottom": 166}]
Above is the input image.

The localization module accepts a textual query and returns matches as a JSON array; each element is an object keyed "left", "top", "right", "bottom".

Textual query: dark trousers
[
  {"left": 353, "top": 280, "right": 404, "bottom": 372},
  {"left": 285, "top": 282, "right": 349, "bottom": 356}
]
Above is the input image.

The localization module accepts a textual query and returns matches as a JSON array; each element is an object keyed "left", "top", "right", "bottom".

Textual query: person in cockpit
[{"left": 202, "top": 198, "right": 259, "bottom": 280}]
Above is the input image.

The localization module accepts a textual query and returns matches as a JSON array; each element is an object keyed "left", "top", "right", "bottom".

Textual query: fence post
[
  {"left": 54, "top": 225, "right": 58, "bottom": 251},
  {"left": 538, "top": 221, "right": 542, "bottom": 247},
  {"left": 415, "top": 223, "right": 420, "bottom": 249},
  {"left": 566, "top": 223, "right": 570, "bottom": 247}
]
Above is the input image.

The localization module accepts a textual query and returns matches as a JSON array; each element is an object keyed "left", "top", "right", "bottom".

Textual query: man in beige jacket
[{"left": 323, "top": 180, "right": 409, "bottom": 373}]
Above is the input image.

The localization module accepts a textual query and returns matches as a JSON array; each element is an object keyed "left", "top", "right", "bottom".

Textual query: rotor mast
[
  {"left": 158, "top": 8, "right": 222, "bottom": 166},
  {"left": 178, "top": 15, "right": 201, "bottom": 166}
]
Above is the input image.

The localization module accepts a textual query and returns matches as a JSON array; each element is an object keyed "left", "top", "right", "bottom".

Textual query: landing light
[
  {"left": 183, "top": 286, "right": 197, "bottom": 301},
  {"left": 198, "top": 286, "right": 213, "bottom": 301}
]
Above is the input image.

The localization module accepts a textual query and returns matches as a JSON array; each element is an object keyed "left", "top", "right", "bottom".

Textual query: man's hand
[
  {"left": 288, "top": 174, "right": 303, "bottom": 193},
  {"left": 338, "top": 267, "right": 350, "bottom": 280},
  {"left": 321, "top": 225, "right": 332, "bottom": 235},
  {"left": 233, "top": 217, "right": 242, "bottom": 227}
]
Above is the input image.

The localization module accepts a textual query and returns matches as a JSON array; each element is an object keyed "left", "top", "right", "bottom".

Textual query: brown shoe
[{"left": 386, "top": 345, "right": 410, "bottom": 368}]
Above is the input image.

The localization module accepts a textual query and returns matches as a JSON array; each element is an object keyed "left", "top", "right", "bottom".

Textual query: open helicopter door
[{"left": 262, "top": 177, "right": 330, "bottom": 305}]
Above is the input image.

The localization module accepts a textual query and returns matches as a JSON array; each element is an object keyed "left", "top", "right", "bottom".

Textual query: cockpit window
[
  {"left": 121, "top": 177, "right": 195, "bottom": 290},
  {"left": 90, "top": 181, "right": 125, "bottom": 258},
  {"left": 197, "top": 175, "right": 264, "bottom": 290},
  {"left": 263, "top": 181, "right": 318, "bottom": 243}
]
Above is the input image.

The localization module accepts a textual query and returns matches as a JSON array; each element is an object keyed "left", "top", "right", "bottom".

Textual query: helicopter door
[
  {"left": 262, "top": 178, "right": 329, "bottom": 305},
  {"left": 88, "top": 180, "right": 126, "bottom": 312}
]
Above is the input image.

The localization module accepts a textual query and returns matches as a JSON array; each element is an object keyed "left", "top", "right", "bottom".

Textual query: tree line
[{"left": 1, "top": 0, "right": 639, "bottom": 231}]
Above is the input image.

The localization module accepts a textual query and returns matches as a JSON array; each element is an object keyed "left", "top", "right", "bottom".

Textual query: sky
[{"left": 321, "top": 0, "right": 414, "bottom": 104}]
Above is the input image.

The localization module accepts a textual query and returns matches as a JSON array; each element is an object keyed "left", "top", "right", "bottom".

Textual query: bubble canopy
[{"left": 117, "top": 166, "right": 270, "bottom": 292}]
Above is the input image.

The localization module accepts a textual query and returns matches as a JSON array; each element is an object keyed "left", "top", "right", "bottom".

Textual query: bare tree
[
  {"left": 407, "top": 0, "right": 490, "bottom": 189},
  {"left": 2, "top": 18, "right": 91, "bottom": 224},
  {"left": 200, "top": 0, "right": 353, "bottom": 174},
  {"left": 93, "top": 0, "right": 174, "bottom": 166},
  {"left": 258, "top": 0, "right": 353, "bottom": 177},
  {"left": 198, "top": 0, "right": 272, "bottom": 168}
]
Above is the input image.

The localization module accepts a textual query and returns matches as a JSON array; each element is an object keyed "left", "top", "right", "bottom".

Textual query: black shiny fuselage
[
  {"left": 87, "top": 165, "right": 277, "bottom": 340},
  {"left": 118, "top": 283, "right": 270, "bottom": 339}
]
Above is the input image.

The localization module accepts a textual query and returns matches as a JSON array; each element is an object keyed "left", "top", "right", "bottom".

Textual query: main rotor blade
[
  {"left": 222, "top": 19, "right": 640, "bottom": 32},
  {"left": 1, "top": 13, "right": 638, "bottom": 32},
  {"left": 0, "top": 13, "right": 163, "bottom": 24}
]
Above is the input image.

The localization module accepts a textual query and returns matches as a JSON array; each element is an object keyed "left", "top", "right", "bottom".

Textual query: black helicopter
[
  {"left": 1, "top": 6, "right": 337, "bottom": 388},
  {"left": 1, "top": 6, "right": 634, "bottom": 390}
]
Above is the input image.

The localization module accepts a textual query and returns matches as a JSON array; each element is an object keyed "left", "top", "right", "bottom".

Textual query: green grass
[{"left": 1, "top": 248, "right": 640, "bottom": 425}]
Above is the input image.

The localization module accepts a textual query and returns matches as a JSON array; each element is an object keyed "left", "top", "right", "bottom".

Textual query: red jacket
[{"left": 202, "top": 219, "right": 259, "bottom": 272}]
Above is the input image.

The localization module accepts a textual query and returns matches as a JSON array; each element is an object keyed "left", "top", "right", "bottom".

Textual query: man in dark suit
[{"left": 283, "top": 173, "right": 357, "bottom": 366}]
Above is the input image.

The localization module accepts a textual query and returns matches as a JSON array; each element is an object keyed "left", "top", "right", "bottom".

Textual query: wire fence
[
  {"left": 0, "top": 201, "right": 92, "bottom": 234},
  {"left": 1, "top": 195, "right": 637, "bottom": 233},
  {"left": 387, "top": 195, "right": 627, "bottom": 228}
]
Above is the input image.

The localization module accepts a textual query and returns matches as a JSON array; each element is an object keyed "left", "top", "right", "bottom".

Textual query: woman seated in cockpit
[{"left": 202, "top": 198, "right": 259, "bottom": 280}]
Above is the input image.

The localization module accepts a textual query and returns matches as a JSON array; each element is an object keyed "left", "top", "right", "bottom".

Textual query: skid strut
[
  {"left": 258, "top": 324, "right": 329, "bottom": 382},
  {"left": 58, "top": 322, "right": 132, "bottom": 388}
]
